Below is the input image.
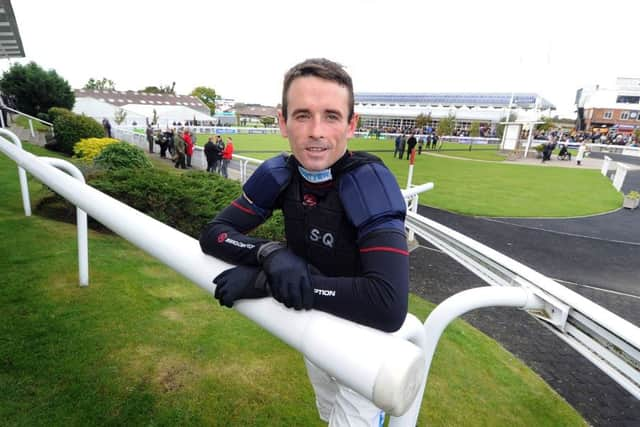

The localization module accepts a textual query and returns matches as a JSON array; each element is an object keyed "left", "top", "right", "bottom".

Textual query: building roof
[
  {"left": 74, "top": 89, "right": 210, "bottom": 114},
  {"left": 355, "top": 92, "right": 555, "bottom": 110},
  {"left": 0, "top": 0, "right": 25, "bottom": 58},
  {"left": 235, "top": 104, "right": 277, "bottom": 117}
]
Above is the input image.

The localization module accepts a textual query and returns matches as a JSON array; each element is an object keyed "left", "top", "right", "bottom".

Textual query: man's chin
[{"left": 299, "top": 155, "right": 331, "bottom": 171}]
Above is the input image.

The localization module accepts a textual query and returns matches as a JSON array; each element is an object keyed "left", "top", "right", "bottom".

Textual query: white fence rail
[{"left": 3, "top": 129, "right": 639, "bottom": 425}]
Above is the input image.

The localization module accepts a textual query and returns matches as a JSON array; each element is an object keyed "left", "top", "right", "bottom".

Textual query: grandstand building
[{"left": 354, "top": 92, "right": 555, "bottom": 133}]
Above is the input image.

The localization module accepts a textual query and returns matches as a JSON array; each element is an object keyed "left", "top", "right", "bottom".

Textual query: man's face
[{"left": 279, "top": 76, "right": 357, "bottom": 171}]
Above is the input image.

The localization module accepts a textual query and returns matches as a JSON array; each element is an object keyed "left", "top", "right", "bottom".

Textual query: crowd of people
[
  {"left": 393, "top": 132, "right": 440, "bottom": 159},
  {"left": 143, "top": 124, "right": 234, "bottom": 175}
]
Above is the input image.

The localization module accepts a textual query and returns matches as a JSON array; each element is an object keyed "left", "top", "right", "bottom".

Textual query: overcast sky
[{"left": 5, "top": 0, "right": 640, "bottom": 117}]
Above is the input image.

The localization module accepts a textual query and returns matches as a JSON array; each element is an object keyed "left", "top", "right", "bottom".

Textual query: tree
[
  {"left": 0, "top": 61, "right": 74, "bottom": 116},
  {"left": 114, "top": 108, "right": 127, "bottom": 125},
  {"left": 140, "top": 82, "right": 175, "bottom": 95},
  {"left": 260, "top": 116, "right": 275, "bottom": 128},
  {"left": 84, "top": 77, "right": 115, "bottom": 91},
  {"left": 469, "top": 121, "right": 481, "bottom": 137},
  {"left": 190, "top": 86, "right": 217, "bottom": 115},
  {"left": 436, "top": 115, "right": 456, "bottom": 136},
  {"left": 415, "top": 113, "right": 429, "bottom": 129},
  {"left": 536, "top": 116, "right": 554, "bottom": 132}
]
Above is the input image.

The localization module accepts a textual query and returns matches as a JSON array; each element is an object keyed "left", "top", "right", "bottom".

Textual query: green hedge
[
  {"left": 90, "top": 169, "right": 283, "bottom": 240},
  {"left": 93, "top": 142, "right": 152, "bottom": 170},
  {"left": 38, "top": 168, "right": 283, "bottom": 241},
  {"left": 50, "top": 109, "right": 105, "bottom": 155}
]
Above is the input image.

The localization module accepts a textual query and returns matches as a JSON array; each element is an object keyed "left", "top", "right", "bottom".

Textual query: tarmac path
[{"left": 410, "top": 205, "right": 640, "bottom": 426}]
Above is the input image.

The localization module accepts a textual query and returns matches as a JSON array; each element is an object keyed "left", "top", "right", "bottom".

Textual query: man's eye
[
  {"left": 295, "top": 113, "right": 310, "bottom": 120},
  {"left": 327, "top": 114, "right": 340, "bottom": 121}
]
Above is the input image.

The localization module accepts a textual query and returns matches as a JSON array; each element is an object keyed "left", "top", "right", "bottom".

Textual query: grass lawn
[
  {"left": 0, "top": 144, "right": 586, "bottom": 426},
  {"left": 13, "top": 115, "right": 52, "bottom": 132},
  {"left": 195, "top": 133, "right": 621, "bottom": 217}
]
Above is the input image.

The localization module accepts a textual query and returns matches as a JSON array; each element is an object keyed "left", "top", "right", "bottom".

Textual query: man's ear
[
  {"left": 278, "top": 110, "right": 288, "bottom": 138},
  {"left": 347, "top": 113, "right": 359, "bottom": 138}
]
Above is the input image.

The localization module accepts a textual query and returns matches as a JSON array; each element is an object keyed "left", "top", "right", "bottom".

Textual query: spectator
[
  {"left": 221, "top": 136, "right": 234, "bottom": 178},
  {"left": 102, "top": 118, "right": 112, "bottom": 138},
  {"left": 406, "top": 134, "right": 417, "bottom": 159},
  {"left": 146, "top": 124, "right": 154, "bottom": 153},
  {"left": 173, "top": 130, "right": 187, "bottom": 169},
  {"left": 184, "top": 127, "right": 194, "bottom": 168},
  {"left": 214, "top": 135, "right": 225, "bottom": 174},
  {"left": 204, "top": 137, "right": 216, "bottom": 173}
]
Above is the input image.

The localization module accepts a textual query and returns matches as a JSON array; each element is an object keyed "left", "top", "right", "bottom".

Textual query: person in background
[
  {"left": 102, "top": 118, "right": 112, "bottom": 138},
  {"left": 220, "top": 136, "right": 234, "bottom": 178},
  {"left": 406, "top": 133, "right": 417, "bottom": 160},
  {"left": 204, "top": 136, "right": 217, "bottom": 173},
  {"left": 214, "top": 135, "right": 225, "bottom": 174},
  {"left": 173, "top": 129, "right": 187, "bottom": 169},
  {"left": 146, "top": 124, "right": 154, "bottom": 153},
  {"left": 199, "top": 58, "right": 408, "bottom": 427},
  {"left": 184, "top": 127, "right": 194, "bottom": 168}
]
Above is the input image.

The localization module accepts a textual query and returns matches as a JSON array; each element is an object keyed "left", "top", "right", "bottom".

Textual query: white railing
[
  {"left": 404, "top": 211, "right": 640, "bottom": 402},
  {"left": 0, "top": 133, "right": 426, "bottom": 418},
  {"left": 2, "top": 105, "right": 54, "bottom": 138},
  {"left": 4, "top": 129, "right": 639, "bottom": 424}
]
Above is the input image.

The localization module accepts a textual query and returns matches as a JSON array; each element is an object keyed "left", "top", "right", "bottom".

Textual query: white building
[
  {"left": 355, "top": 92, "right": 555, "bottom": 133},
  {"left": 73, "top": 89, "right": 214, "bottom": 127}
]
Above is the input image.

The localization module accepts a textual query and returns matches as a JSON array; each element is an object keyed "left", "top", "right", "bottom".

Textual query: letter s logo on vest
[
  {"left": 309, "top": 228, "right": 334, "bottom": 248},
  {"left": 217, "top": 233, "right": 228, "bottom": 243}
]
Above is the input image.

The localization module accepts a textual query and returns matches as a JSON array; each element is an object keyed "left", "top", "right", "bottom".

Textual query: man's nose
[{"left": 308, "top": 116, "right": 324, "bottom": 139}]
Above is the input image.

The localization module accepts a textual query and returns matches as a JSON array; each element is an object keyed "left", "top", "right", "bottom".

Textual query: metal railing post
[
  {"left": 40, "top": 157, "right": 89, "bottom": 286},
  {"left": 389, "top": 287, "right": 545, "bottom": 427},
  {"left": 0, "top": 128, "right": 31, "bottom": 216}
]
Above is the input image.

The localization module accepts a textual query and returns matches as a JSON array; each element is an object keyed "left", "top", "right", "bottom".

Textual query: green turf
[
  {"left": 0, "top": 143, "right": 586, "bottom": 426},
  {"left": 195, "top": 133, "right": 621, "bottom": 217},
  {"left": 12, "top": 115, "right": 52, "bottom": 132}
]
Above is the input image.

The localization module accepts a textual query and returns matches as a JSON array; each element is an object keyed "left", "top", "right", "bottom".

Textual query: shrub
[
  {"left": 51, "top": 112, "right": 105, "bottom": 155},
  {"left": 38, "top": 169, "right": 284, "bottom": 241},
  {"left": 88, "top": 169, "right": 283, "bottom": 239},
  {"left": 48, "top": 107, "right": 73, "bottom": 123},
  {"left": 73, "top": 137, "right": 119, "bottom": 161},
  {"left": 93, "top": 142, "right": 152, "bottom": 170}
]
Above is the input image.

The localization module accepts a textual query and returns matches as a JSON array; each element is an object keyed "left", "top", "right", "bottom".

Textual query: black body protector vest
[{"left": 279, "top": 152, "right": 381, "bottom": 277}]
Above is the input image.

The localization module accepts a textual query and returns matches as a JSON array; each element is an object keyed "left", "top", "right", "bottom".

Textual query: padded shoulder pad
[
  {"left": 243, "top": 154, "right": 292, "bottom": 210},
  {"left": 339, "top": 162, "right": 406, "bottom": 232}
]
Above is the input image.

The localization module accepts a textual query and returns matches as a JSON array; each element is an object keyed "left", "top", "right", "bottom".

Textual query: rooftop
[{"left": 355, "top": 92, "right": 555, "bottom": 110}]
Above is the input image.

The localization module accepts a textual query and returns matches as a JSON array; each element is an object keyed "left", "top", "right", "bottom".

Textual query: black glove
[
  {"left": 213, "top": 265, "right": 269, "bottom": 308},
  {"left": 260, "top": 245, "right": 314, "bottom": 310}
]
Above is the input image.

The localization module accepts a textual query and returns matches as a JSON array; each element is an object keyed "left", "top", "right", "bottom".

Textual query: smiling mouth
[{"left": 306, "top": 147, "right": 328, "bottom": 152}]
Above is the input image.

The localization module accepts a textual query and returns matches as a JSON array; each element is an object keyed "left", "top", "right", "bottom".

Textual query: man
[
  {"left": 200, "top": 58, "right": 408, "bottom": 427},
  {"left": 102, "top": 118, "right": 112, "bottom": 138},
  {"left": 184, "top": 127, "right": 194, "bottom": 168},
  {"left": 146, "top": 124, "right": 154, "bottom": 153},
  {"left": 214, "top": 135, "right": 225, "bottom": 174},
  {"left": 406, "top": 133, "right": 417, "bottom": 160},
  {"left": 204, "top": 137, "right": 216, "bottom": 172},
  {"left": 393, "top": 133, "right": 403, "bottom": 158},
  {"left": 173, "top": 130, "right": 186, "bottom": 169}
]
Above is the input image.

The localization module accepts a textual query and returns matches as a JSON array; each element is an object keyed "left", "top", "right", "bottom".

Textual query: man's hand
[
  {"left": 213, "top": 265, "right": 268, "bottom": 308},
  {"left": 261, "top": 248, "right": 314, "bottom": 310}
]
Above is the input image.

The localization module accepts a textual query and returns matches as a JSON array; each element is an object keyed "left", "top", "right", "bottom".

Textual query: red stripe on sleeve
[
  {"left": 360, "top": 246, "right": 409, "bottom": 256},
  {"left": 231, "top": 200, "right": 256, "bottom": 215}
]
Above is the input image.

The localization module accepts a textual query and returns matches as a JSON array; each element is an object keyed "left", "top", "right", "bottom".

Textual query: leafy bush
[
  {"left": 73, "top": 137, "right": 119, "bottom": 161},
  {"left": 51, "top": 112, "right": 105, "bottom": 155},
  {"left": 36, "top": 112, "right": 50, "bottom": 123},
  {"left": 89, "top": 169, "right": 283, "bottom": 239},
  {"left": 93, "top": 142, "right": 152, "bottom": 170},
  {"left": 47, "top": 107, "right": 73, "bottom": 123}
]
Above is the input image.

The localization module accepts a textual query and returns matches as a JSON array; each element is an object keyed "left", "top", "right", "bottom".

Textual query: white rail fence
[{"left": 2, "top": 129, "right": 639, "bottom": 425}]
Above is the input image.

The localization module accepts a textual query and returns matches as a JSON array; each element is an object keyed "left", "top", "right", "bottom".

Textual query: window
[
  {"left": 616, "top": 95, "right": 640, "bottom": 104},
  {"left": 621, "top": 111, "right": 630, "bottom": 120},
  {"left": 603, "top": 111, "right": 613, "bottom": 119}
]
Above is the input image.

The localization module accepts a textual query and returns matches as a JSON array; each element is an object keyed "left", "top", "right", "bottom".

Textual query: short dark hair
[{"left": 281, "top": 58, "right": 354, "bottom": 123}]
